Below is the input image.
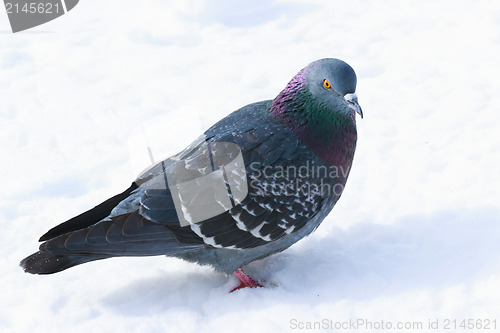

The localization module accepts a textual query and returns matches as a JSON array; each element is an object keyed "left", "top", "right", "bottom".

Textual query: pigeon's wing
[
  {"left": 136, "top": 134, "right": 325, "bottom": 250},
  {"left": 39, "top": 182, "right": 139, "bottom": 241},
  {"left": 38, "top": 138, "right": 211, "bottom": 256},
  {"left": 38, "top": 179, "right": 319, "bottom": 256},
  {"left": 36, "top": 125, "right": 216, "bottom": 255},
  {"left": 136, "top": 101, "right": 329, "bottom": 250},
  {"left": 40, "top": 210, "right": 203, "bottom": 257},
  {"left": 187, "top": 190, "right": 322, "bottom": 249},
  {"left": 39, "top": 100, "right": 326, "bottom": 256}
]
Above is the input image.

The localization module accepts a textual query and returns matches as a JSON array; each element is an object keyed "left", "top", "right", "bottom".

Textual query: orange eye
[{"left": 323, "top": 79, "right": 331, "bottom": 89}]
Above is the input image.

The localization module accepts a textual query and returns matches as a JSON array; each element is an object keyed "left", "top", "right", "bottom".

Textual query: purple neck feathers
[{"left": 269, "top": 72, "right": 357, "bottom": 168}]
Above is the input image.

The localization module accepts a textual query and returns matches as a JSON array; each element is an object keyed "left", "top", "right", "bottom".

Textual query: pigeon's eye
[{"left": 323, "top": 79, "right": 331, "bottom": 89}]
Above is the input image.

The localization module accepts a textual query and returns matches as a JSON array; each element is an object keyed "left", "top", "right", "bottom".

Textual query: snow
[{"left": 1, "top": 0, "right": 500, "bottom": 332}]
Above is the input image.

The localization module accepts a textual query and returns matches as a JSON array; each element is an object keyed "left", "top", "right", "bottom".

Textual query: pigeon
[{"left": 20, "top": 58, "right": 363, "bottom": 291}]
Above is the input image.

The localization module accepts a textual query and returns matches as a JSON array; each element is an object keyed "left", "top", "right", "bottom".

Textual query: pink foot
[{"left": 230, "top": 268, "right": 263, "bottom": 292}]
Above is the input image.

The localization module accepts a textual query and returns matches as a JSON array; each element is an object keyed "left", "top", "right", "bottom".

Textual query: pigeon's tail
[{"left": 20, "top": 251, "right": 107, "bottom": 274}]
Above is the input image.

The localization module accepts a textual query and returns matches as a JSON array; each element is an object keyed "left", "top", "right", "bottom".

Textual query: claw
[{"left": 230, "top": 268, "right": 263, "bottom": 292}]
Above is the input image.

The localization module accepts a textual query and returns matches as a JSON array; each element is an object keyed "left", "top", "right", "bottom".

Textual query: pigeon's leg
[{"left": 230, "top": 268, "right": 263, "bottom": 292}]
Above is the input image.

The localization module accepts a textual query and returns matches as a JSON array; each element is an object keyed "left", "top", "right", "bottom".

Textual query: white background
[{"left": 1, "top": 1, "right": 499, "bottom": 332}]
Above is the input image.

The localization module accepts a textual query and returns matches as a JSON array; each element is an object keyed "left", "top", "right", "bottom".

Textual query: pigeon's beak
[{"left": 344, "top": 93, "right": 363, "bottom": 119}]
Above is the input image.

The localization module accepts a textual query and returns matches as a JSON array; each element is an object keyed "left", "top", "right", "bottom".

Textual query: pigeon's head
[
  {"left": 302, "top": 58, "right": 363, "bottom": 119},
  {"left": 271, "top": 58, "right": 363, "bottom": 125}
]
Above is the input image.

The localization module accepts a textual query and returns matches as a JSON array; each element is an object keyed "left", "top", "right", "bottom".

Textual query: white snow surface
[{"left": 1, "top": 1, "right": 500, "bottom": 332}]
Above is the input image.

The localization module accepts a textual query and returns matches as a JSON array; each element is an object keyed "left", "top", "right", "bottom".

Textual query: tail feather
[{"left": 20, "top": 251, "right": 106, "bottom": 274}]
